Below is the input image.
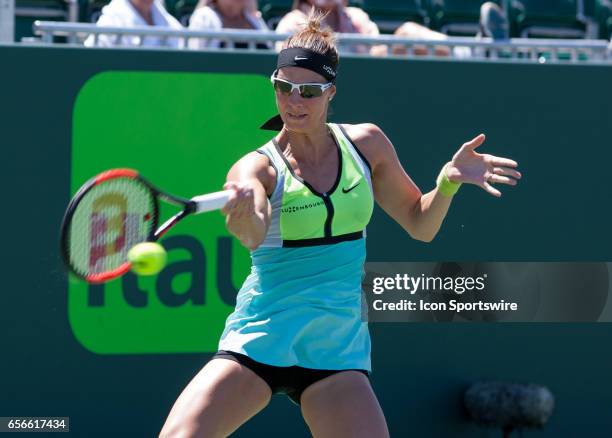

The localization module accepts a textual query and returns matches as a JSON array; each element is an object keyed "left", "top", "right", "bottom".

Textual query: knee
[
  {"left": 159, "top": 418, "right": 224, "bottom": 438},
  {"left": 394, "top": 21, "right": 423, "bottom": 38},
  {"left": 394, "top": 21, "right": 446, "bottom": 41}
]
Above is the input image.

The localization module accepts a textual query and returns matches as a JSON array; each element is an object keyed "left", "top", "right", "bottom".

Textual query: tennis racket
[{"left": 60, "top": 168, "right": 231, "bottom": 283}]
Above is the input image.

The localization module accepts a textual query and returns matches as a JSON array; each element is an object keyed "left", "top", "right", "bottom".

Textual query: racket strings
[{"left": 68, "top": 178, "right": 156, "bottom": 277}]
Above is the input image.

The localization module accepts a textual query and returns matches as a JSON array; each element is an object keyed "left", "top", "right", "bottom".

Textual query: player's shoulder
[
  {"left": 239, "top": 149, "right": 274, "bottom": 173},
  {"left": 231, "top": 147, "right": 276, "bottom": 179},
  {"left": 227, "top": 150, "right": 277, "bottom": 196},
  {"left": 338, "top": 123, "right": 393, "bottom": 168},
  {"left": 340, "top": 122, "right": 385, "bottom": 143}
]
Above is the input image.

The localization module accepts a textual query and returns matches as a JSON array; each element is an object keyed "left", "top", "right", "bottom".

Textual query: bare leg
[
  {"left": 160, "top": 358, "right": 272, "bottom": 438},
  {"left": 393, "top": 21, "right": 451, "bottom": 56},
  {"left": 300, "top": 371, "right": 389, "bottom": 438}
]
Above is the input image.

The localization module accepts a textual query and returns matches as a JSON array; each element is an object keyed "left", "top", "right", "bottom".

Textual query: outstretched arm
[
  {"left": 347, "top": 124, "right": 521, "bottom": 243},
  {"left": 362, "top": 124, "right": 444, "bottom": 242}
]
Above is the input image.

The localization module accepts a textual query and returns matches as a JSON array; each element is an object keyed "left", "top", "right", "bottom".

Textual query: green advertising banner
[{"left": 70, "top": 71, "right": 276, "bottom": 353}]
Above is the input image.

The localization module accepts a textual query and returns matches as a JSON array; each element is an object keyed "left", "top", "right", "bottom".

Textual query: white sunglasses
[{"left": 270, "top": 72, "right": 333, "bottom": 99}]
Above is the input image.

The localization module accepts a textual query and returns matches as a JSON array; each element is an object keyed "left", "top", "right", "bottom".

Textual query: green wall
[{"left": 1, "top": 44, "right": 612, "bottom": 437}]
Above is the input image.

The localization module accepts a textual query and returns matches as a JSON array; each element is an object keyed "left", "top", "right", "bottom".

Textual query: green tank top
[
  {"left": 257, "top": 122, "right": 374, "bottom": 247},
  {"left": 218, "top": 123, "right": 374, "bottom": 373}
]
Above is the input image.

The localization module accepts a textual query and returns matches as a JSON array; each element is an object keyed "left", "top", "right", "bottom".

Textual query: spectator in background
[
  {"left": 477, "top": 2, "right": 509, "bottom": 40},
  {"left": 392, "top": 20, "right": 462, "bottom": 57},
  {"left": 276, "top": 1, "right": 507, "bottom": 58},
  {"left": 84, "top": 0, "right": 183, "bottom": 48},
  {"left": 275, "top": 0, "right": 387, "bottom": 55},
  {"left": 393, "top": 2, "right": 508, "bottom": 57},
  {"left": 188, "top": 0, "right": 271, "bottom": 50}
]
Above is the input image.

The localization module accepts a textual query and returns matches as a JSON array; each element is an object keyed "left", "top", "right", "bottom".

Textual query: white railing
[
  {"left": 0, "top": 0, "right": 15, "bottom": 43},
  {"left": 31, "top": 20, "right": 612, "bottom": 63}
]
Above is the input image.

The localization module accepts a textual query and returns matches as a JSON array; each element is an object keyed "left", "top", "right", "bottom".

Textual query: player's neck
[{"left": 278, "top": 124, "right": 335, "bottom": 165}]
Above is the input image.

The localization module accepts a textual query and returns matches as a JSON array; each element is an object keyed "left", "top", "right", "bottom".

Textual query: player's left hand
[{"left": 446, "top": 134, "right": 522, "bottom": 197}]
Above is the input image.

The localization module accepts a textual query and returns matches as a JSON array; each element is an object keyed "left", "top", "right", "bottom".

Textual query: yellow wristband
[{"left": 436, "top": 163, "right": 462, "bottom": 197}]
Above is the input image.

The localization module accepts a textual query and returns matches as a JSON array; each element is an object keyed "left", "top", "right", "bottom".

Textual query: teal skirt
[{"left": 218, "top": 238, "right": 371, "bottom": 371}]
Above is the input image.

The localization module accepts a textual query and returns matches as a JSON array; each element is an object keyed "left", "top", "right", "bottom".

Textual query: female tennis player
[{"left": 160, "top": 11, "right": 521, "bottom": 438}]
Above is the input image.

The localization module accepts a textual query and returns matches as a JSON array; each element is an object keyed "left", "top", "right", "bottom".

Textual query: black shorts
[{"left": 211, "top": 350, "right": 371, "bottom": 405}]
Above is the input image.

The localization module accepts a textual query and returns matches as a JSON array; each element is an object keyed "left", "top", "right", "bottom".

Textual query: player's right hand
[{"left": 221, "top": 180, "right": 256, "bottom": 220}]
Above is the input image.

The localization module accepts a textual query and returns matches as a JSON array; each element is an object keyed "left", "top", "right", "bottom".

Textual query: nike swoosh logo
[
  {"left": 342, "top": 182, "right": 361, "bottom": 194},
  {"left": 294, "top": 56, "right": 308, "bottom": 61}
]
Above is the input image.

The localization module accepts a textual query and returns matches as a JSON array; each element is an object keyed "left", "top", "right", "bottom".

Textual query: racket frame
[{"left": 60, "top": 168, "right": 194, "bottom": 283}]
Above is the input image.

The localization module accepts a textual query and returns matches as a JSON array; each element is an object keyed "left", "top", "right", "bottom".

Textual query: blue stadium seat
[
  {"left": 15, "top": 0, "right": 72, "bottom": 41},
  {"left": 259, "top": 0, "right": 293, "bottom": 29},
  {"left": 350, "top": 0, "right": 429, "bottom": 33},
  {"left": 508, "top": 0, "right": 588, "bottom": 38},
  {"left": 584, "top": 0, "right": 597, "bottom": 17},
  {"left": 595, "top": 0, "right": 612, "bottom": 38},
  {"left": 428, "top": 0, "right": 503, "bottom": 36},
  {"left": 85, "top": 0, "right": 108, "bottom": 23},
  {"left": 171, "top": 0, "right": 197, "bottom": 26}
]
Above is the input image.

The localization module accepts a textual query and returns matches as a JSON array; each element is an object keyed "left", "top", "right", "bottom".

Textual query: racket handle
[{"left": 191, "top": 190, "right": 232, "bottom": 213}]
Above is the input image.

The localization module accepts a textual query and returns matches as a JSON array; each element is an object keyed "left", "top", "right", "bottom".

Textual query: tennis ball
[{"left": 128, "top": 242, "right": 167, "bottom": 276}]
